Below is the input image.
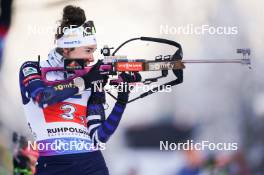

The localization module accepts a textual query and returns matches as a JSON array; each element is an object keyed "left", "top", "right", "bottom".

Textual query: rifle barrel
[{"left": 182, "top": 59, "right": 250, "bottom": 64}]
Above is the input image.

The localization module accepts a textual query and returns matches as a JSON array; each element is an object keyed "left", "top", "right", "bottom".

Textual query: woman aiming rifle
[{"left": 19, "top": 5, "right": 140, "bottom": 175}]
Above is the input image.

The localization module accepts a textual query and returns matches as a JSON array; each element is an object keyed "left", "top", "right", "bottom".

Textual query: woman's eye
[{"left": 86, "top": 49, "right": 96, "bottom": 53}]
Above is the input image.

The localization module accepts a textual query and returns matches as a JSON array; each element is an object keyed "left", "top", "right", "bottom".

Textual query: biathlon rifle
[{"left": 40, "top": 37, "right": 251, "bottom": 103}]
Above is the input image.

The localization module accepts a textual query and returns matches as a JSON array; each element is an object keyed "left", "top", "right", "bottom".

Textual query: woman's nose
[{"left": 87, "top": 54, "right": 94, "bottom": 62}]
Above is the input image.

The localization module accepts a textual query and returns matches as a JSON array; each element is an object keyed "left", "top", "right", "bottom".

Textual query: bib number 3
[{"left": 60, "top": 104, "right": 76, "bottom": 120}]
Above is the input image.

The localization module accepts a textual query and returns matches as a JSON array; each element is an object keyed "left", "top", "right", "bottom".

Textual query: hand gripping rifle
[{"left": 41, "top": 37, "right": 251, "bottom": 103}]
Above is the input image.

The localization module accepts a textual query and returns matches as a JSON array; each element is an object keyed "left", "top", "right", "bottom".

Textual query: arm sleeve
[
  {"left": 19, "top": 61, "right": 80, "bottom": 107},
  {"left": 87, "top": 91, "right": 126, "bottom": 144}
]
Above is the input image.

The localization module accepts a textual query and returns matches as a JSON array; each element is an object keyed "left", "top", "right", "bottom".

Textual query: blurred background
[{"left": 0, "top": 0, "right": 263, "bottom": 174}]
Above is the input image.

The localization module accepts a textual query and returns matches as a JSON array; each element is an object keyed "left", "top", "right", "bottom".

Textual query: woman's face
[{"left": 63, "top": 44, "right": 97, "bottom": 65}]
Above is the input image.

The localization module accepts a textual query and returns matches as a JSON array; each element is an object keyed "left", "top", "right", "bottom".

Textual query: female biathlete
[{"left": 19, "top": 5, "right": 140, "bottom": 175}]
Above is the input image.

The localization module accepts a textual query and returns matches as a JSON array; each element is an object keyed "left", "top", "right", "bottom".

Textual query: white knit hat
[{"left": 56, "top": 21, "right": 97, "bottom": 48}]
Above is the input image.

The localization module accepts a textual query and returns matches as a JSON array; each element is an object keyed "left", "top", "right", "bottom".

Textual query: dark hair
[{"left": 55, "top": 5, "right": 86, "bottom": 40}]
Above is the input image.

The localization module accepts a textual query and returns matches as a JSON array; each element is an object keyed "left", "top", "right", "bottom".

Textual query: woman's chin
[{"left": 85, "top": 61, "right": 91, "bottom": 66}]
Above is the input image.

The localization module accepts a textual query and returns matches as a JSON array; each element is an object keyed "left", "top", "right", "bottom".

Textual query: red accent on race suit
[
  {"left": 23, "top": 75, "right": 41, "bottom": 85},
  {"left": 43, "top": 102, "right": 87, "bottom": 127}
]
